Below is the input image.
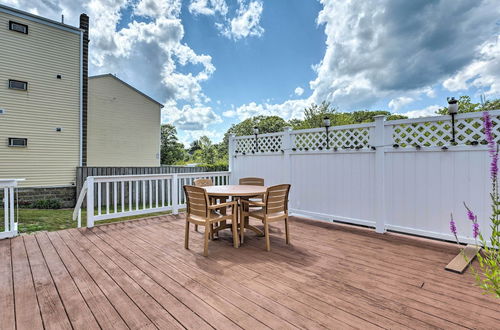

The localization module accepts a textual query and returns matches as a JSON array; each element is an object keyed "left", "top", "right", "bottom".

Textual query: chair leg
[
  {"left": 264, "top": 221, "right": 271, "bottom": 252},
  {"left": 232, "top": 214, "right": 239, "bottom": 248},
  {"left": 203, "top": 223, "right": 210, "bottom": 257},
  {"left": 185, "top": 220, "right": 190, "bottom": 249},
  {"left": 285, "top": 217, "right": 290, "bottom": 245},
  {"left": 239, "top": 206, "right": 245, "bottom": 244}
]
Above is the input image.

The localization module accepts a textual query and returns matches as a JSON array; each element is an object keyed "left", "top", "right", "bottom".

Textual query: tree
[
  {"left": 160, "top": 124, "right": 185, "bottom": 165},
  {"left": 436, "top": 95, "right": 481, "bottom": 115}
]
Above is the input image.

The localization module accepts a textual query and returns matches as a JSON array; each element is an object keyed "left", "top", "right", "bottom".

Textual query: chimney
[{"left": 79, "top": 13, "right": 89, "bottom": 166}]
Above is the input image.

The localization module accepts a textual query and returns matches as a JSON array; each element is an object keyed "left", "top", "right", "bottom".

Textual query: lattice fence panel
[
  {"left": 292, "top": 127, "right": 371, "bottom": 151},
  {"left": 392, "top": 115, "right": 500, "bottom": 147},
  {"left": 235, "top": 138, "right": 255, "bottom": 154},
  {"left": 235, "top": 135, "right": 283, "bottom": 154}
]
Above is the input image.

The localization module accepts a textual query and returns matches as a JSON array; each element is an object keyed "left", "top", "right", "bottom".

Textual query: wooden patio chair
[
  {"left": 241, "top": 184, "right": 291, "bottom": 251},
  {"left": 239, "top": 177, "right": 265, "bottom": 206},
  {"left": 193, "top": 178, "right": 229, "bottom": 233},
  {"left": 183, "top": 185, "right": 239, "bottom": 256}
]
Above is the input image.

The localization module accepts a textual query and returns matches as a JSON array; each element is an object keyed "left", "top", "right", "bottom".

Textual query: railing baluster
[
  {"left": 142, "top": 180, "right": 146, "bottom": 210},
  {"left": 97, "top": 182, "right": 102, "bottom": 215},
  {"left": 149, "top": 180, "right": 153, "bottom": 209},
  {"left": 161, "top": 179, "right": 165, "bottom": 207},
  {"left": 121, "top": 181, "right": 125, "bottom": 213},
  {"left": 128, "top": 181, "right": 132, "bottom": 212},
  {"left": 106, "top": 182, "right": 110, "bottom": 214},
  {"left": 113, "top": 181, "right": 118, "bottom": 213},
  {"left": 135, "top": 181, "right": 139, "bottom": 211},
  {"left": 155, "top": 180, "right": 159, "bottom": 208}
]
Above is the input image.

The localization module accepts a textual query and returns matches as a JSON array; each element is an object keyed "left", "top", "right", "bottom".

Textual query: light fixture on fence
[
  {"left": 447, "top": 97, "right": 458, "bottom": 144},
  {"left": 323, "top": 116, "right": 331, "bottom": 149},
  {"left": 253, "top": 126, "right": 259, "bottom": 153}
]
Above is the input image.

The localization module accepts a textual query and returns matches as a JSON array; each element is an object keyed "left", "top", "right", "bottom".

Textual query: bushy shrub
[{"left": 30, "top": 198, "right": 62, "bottom": 209}]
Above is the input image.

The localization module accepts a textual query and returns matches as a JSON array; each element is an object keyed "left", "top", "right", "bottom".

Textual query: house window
[
  {"left": 8, "top": 138, "right": 28, "bottom": 147},
  {"left": 9, "top": 80, "right": 28, "bottom": 91},
  {"left": 9, "top": 21, "right": 28, "bottom": 34}
]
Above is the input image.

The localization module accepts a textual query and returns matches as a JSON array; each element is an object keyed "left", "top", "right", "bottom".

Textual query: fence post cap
[
  {"left": 283, "top": 126, "right": 292, "bottom": 131},
  {"left": 373, "top": 115, "right": 387, "bottom": 120}
]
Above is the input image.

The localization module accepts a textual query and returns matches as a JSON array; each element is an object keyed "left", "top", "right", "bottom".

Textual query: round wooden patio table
[{"left": 203, "top": 185, "right": 267, "bottom": 243}]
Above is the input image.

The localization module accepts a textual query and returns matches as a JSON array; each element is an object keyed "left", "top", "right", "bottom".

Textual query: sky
[{"left": 3, "top": 0, "right": 500, "bottom": 145}]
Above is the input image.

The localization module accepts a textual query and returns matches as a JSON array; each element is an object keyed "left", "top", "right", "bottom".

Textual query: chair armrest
[
  {"left": 208, "top": 201, "right": 237, "bottom": 210},
  {"left": 240, "top": 199, "right": 265, "bottom": 207}
]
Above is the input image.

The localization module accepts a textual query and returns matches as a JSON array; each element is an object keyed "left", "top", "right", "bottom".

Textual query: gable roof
[{"left": 90, "top": 74, "right": 164, "bottom": 108}]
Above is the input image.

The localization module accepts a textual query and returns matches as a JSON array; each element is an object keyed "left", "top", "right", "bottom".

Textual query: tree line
[{"left": 161, "top": 96, "right": 500, "bottom": 165}]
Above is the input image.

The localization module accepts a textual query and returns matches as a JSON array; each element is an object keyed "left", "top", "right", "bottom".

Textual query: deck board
[{"left": 2, "top": 214, "right": 499, "bottom": 329}]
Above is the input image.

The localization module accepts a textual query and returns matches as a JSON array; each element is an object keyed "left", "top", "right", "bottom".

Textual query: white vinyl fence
[
  {"left": 0, "top": 179, "right": 23, "bottom": 239},
  {"left": 73, "top": 171, "right": 230, "bottom": 227},
  {"left": 230, "top": 110, "right": 500, "bottom": 244}
]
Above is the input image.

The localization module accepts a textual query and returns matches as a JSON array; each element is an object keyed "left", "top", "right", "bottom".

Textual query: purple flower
[
  {"left": 450, "top": 214, "right": 457, "bottom": 237},
  {"left": 467, "top": 209, "right": 475, "bottom": 221},
  {"left": 483, "top": 111, "right": 494, "bottom": 147},
  {"left": 483, "top": 112, "right": 499, "bottom": 180},
  {"left": 472, "top": 221, "right": 480, "bottom": 239}
]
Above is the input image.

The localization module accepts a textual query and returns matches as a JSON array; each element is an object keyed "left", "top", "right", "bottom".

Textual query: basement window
[
  {"left": 8, "top": 138, "right": 28, "bottom": 147},
  {"left": 9, "top": 21, "right": 28, "bottom": 34},
  {"left": 9, "top": 80, "right": 28, "bottom": 91}
]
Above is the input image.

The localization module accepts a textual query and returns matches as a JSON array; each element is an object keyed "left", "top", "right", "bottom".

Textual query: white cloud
[
  {"left": 403, "top": 105, "right": 441, "bottom": 118},
  {"left": 188, "top": 0, "right": 228, "bottom": 16},
  {"left": 227, "top": 98, "right": 310, "bottom": 121},
  {"left": 294, "top": 87, "right": 304, "bottom": 96},
  {"left": 388, "top": 96, "right": 413, "bottom": 112},
  {"left": 163, "top": 103, "right": 222, "bottom": 131},
  {"left": 217, "top": 0, "right": 264, "bottom": 40},
  {"left": 310, "top": 0, "right": 500, "bottom": 110},
  {"left": 443, "top": 36, "right": 500, "bottom": 97}
]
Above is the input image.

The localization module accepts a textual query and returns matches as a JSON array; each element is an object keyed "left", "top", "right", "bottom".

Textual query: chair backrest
[
  {"left": 183, "top": 185, "right": 209, "bottom": 218},
  {"left": 265, "top": 184, "right": 291, "bottom": 214},
  {"left": 239, "top": 177, "right": 264, "bottom": 186},
  {"left": 193, "top": 178, "right": 213, "bottom": 187}
]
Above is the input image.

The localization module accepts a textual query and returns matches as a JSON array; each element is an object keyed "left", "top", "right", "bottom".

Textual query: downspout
[{"left": 79, "top": 30, "right": 83, "bottom": 166}]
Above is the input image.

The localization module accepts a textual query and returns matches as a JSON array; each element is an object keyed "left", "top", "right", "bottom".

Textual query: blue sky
[{"left": 4, "top": 0, "right": 500, "bottom": 144}]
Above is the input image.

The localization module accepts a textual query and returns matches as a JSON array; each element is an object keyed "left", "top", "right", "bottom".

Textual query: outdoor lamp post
[
  {"left": 447, "top": 97, "right": 458, "bottom": 143},
  {"left": 253, "top": 126, "right": 259, "bottom": 153},
  {"left": 323, "top": 117, "right": 331, "bottom": 149}
]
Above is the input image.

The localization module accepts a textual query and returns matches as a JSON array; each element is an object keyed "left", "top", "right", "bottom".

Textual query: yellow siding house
[
  {"left": 87, "top": 74, "right": 162, "bottom": 166},
  {"left": 0, "top": 4, "right": 84, "bottom": 188}
]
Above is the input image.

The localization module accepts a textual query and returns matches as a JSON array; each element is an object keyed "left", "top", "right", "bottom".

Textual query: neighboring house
[
  {"left": 87, "top": 74, "right": 162, "bottom": 166},
  {"left": 0, "top": 4, "right": 162, "bottom": 206},
  {"left": 0, "top": 4, "right": 88, "bottom": 198}
]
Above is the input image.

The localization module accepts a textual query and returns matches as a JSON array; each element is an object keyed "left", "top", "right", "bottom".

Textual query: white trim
[
  {"left": 290, "top": 209, "right": 376, "bottom": 228},
  {"left": 93, "top": 206, "right": 173, "bottom": 222},
  {"left": 0, "top": 5, "right": 82, "bottom": 34},
  {"left": 385, "top": 224, "right": 491, "bottom": 246}
]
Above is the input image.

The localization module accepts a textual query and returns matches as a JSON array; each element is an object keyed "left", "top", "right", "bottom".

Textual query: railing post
[
  {"left": 86, "top": 176, "right": 94, "bottom": 228},
  {"left": 228, "top": 134, "right": 236, "bottom": 184},
  {"left": 172, "top": 173, "right": 179, "bottom": 215},
  {"left": 283, "top": 127, "right": 292, "bottom": 182},
  {"left": 373, "top": 115, "right": 387, "bottom": 233},
  {"left": 9, "top": 187, "right": 14, "bottom": 233},
  {"left": 282, "top": 127, "right": 293, "bottom": 208}
]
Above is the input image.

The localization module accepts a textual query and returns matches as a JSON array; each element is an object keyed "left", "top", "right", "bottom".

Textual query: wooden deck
[{"left": 1, "top": 214, "right": 499, "bottom": 330}]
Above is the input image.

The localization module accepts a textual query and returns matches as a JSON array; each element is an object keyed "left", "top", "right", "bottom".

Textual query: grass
[{"left": 0, "top": 208, "right": 171, "bottom": 234}]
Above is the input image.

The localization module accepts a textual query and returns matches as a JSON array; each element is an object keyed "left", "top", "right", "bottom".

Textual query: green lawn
[{"left": 0, "top": 208, "right": 171, "bottom": 234}]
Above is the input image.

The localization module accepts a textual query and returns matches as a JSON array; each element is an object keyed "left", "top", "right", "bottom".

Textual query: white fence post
[
  {"left": 172, "top": 173, "right": 179, "bottom": 215},
  {"left": 373, "top": 115, "right": 387, "bottom": 233},
  {"left": 86, "top": 176, "right": 94, "bottom": 228},
  {"left": 228, "top": 134, "right": 236, "bottom": 184}
]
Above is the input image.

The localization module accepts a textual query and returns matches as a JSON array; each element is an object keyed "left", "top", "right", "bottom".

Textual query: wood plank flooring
[{"left": 1, "top": 214, "right": 499, "bottom": 329}]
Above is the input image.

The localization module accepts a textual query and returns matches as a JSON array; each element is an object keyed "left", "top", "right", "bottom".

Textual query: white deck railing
[
  {"left": 1, "top": 179, "right": 24, "bottom": 239},
  {"left": 73, "top": 171, "right": 231, "bottom": 227}
]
